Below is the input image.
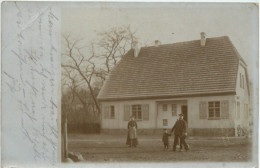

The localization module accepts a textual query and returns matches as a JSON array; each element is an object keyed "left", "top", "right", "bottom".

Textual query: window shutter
[
  {"left": 124, "top": 105, "right": 131, "bottom": 121},
  {"left": 221, "top": 100, "right": 229, "bottom": 119},
  {"left": 104, "top": 106, "right": 109, "bottom": 119},
  {"left": 172, "top": 104, "right": 177, "bottom": 116},
  {"left": 142, "top": 104, "right": 149, "bottom": 120},
  {"left": 242, "top": 75, "right": 244, "bottom": 89},
  {"left": 237, "top": 102, "right": 240, "bottom": 119},
  {"left": 239, "top": 73, "right": 242, "bottom": 88},
  {"left": 244, "top": 104, "right": 248, "bottom": 119},
  {"left": 199, "top": 102, "right": 207, "bottom": 119}
]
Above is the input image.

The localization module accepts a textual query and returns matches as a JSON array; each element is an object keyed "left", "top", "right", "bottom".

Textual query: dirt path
[{"left": 68, "top": 134, "right": 252, "bottom": 162}]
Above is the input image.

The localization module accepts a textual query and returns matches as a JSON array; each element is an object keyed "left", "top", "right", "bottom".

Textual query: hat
[{"left": 178, "top": 113, "right": 184, "bottom": 116}]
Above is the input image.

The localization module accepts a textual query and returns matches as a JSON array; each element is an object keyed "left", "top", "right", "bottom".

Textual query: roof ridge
[{"left": 142, "top": 36, "right": 229, "bottom": 49}]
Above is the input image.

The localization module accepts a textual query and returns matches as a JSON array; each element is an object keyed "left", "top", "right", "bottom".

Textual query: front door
[{"left": 181, "top": 105, "right": 188, "bottom": 123}]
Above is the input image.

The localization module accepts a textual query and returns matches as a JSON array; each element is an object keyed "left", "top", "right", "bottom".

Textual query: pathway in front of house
[{"left": 67, "top": 134, "right": 252, "bottom": 162}]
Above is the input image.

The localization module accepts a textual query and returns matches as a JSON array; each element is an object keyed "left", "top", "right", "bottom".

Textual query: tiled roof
[{"left": 98, "top": 36, "right": 241, "bottom": 101}]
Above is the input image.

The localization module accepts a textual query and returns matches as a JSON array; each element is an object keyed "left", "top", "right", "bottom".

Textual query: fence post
[
  {"left": 61, "top": 105, "right": 69, "bottom": 161},
  {"left": 64, "top": 117, "right": 68, "bottom": 158}
]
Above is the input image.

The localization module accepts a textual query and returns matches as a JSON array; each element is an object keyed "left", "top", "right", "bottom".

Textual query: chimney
[
  {"left": 200, "top": 32, "right": 207, "bottom": 46},
  {"left": 132, "top": 41, "right": 140, "bottom": 58},
  {"left": 154, "top": 40, "right": 161, "bottom": 47}
]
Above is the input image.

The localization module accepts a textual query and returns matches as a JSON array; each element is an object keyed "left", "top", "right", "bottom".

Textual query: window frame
[
  {"left": 110, "top": 105, "right": 115, "bottom": 119},
  {"left": 239, "top": 73, "right": 242, "bottom": 88},
  {"left": 172, "top": 104, "right": 177, "bottom": 116},
  {"left": 162, "top": 104, "right": 168, "bottom": 112},
  {"left": 208, "top": 101, "right": 220, "bottom": 120},
  {"left": 242, "top": 75, "right": 245, "bottom": 89},
  {"left": 132, "top": 104, "right": 142, "bottom": 120},
  {"left": 163, "top": 119, "right": 168, "bottom": 126},
  {"left": 237, "top": 102, "right": 240, "bottom": 119},
  {"left": 240, "top": 73, "right": 245, "bottom": 89}
]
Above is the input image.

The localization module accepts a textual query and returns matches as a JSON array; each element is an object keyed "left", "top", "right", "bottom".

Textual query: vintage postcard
[{"left": 1, "top": 1, "right": 259, "bottom": 168}]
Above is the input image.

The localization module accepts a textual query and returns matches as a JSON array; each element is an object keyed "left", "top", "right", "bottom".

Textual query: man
[{"left": 171, "top": 113, "right": 189, "bottom": 151}]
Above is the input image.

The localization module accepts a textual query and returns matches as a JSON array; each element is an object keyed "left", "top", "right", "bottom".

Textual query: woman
[{"left": 126, "top": 116, "right": 138, "bottom": 147}]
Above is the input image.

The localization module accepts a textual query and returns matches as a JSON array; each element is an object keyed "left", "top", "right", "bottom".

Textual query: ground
[{"left": 68, "top": 134, "right": 252, "bottom": 162}]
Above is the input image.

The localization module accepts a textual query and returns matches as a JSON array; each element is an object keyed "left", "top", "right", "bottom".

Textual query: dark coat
[
  {"left": 128, "top": 120, "right": 137, "bottom": 129},
  {"left": 128, "top": 120, "right": 137, "bottom": 139},
  {"left": 126, "top": 120, "right": 138, "bottom": 146},
  {"left": 162, "top": 133, "right": 171, "bottom": 144},
  {"left": 171, "top": 119, "right": 187, "bottom": 135}
]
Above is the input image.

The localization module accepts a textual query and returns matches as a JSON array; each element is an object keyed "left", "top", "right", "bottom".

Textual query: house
[{"left": 97, "top": 33, "right": 250, "bottom": 136}]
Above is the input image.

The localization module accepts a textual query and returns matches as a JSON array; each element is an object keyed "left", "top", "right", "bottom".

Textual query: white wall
[
  {"left": 187, "top": 95, "right": 236, "bottom": 129},
  {"left": 101, "top": 94, "right": 238, "bottom": 130},
  {"left": 234, "top": 63, "right": 250, "bottom": 131},
  {"left": 101, "top": 100, "right": 157, "bottom": 129},
  {"left": 156, "top": 102, "right": 186, "bottom": 129}
]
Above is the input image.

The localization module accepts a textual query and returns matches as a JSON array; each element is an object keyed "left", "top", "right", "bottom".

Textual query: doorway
[{"left": 181, "top": 105, "right": 188, "bottom": 123}]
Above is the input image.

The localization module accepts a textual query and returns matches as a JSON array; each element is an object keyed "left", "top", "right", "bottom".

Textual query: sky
[{"left": 61, "top": 3, "right": 258, "bottom": 81}]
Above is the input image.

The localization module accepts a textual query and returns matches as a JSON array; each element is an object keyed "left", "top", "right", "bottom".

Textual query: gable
[{"left": 236, "top": 61, "right": 250, "bottom": 99}]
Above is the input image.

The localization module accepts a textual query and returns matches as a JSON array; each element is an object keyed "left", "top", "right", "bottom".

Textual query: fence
[
  {"left": 65, "top": 109, "right": 101, "bottom": 134},
  {"left": 67, "top": 123, "right": 100, "bottom": 134}
]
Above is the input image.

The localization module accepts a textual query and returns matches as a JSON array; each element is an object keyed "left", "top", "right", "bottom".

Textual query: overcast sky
[{"left": 61, "top": 3, "right": 258, "bottom": 80}]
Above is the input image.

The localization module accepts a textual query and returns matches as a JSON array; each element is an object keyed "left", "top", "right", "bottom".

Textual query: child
[{"left": 162, "top": 129, "right": 171, "bottom": 150}]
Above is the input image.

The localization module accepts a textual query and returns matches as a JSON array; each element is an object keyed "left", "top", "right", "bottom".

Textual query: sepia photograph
[
  {"left": 60, "top": 2, "right": 258, "bottom": 164},
  {"left": 1, "top": 1, "right": 259, "bottom": 167}
]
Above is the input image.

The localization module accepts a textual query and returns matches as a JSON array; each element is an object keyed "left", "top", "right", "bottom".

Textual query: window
[
  {"left": 125, "top": 104, "right": 149, "bottom": 121},
  {"left": 239, "top": 73, "right": 242, "bottom": 88},
  {"left": 172, "top": 104, "right": 177, "bottom": 116},
  {"left": 208, "top": 101, "right": 220, "bottom": 119},
  {"left": 104, "top": 105, "right": 115, "bottom": 119},
  {"left": 110, "top": 106, "right": 115, "bottom": 119},
  {"left": 237, "top": 102, "right": 240, "bottom": 119},
  {"left": 163, "top": 119, "right": 168, "bottom": 126},
  {"left": 163, "top": 104, "right": 168, "bottom": 111},
  {"left": 240, "top": 73, "right": 245, "bottom": 89},
  {"left": 132, "top": 105, "right": 142, "bottom": 120},
  {"left": 242, "top": 75, "right": 244, "bottom": 89}
]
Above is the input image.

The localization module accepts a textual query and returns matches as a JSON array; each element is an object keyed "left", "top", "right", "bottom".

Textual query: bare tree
[
  {"left": 61, "top": 35, "right": 101, "bottom": 114},
  {"left": 61, "top": 26, "right": 137, "bottom": 117},
  {"left": 63, "top": 68, "right": 100, "bottom": 120},
  {"left": 95, "top": 25, "right": 137, "bottom": 83},
  {"left": 63, "top": 68, "right": 86, "bottom": 107}
]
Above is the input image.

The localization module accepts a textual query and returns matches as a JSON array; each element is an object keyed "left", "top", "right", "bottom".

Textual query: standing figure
[
  {"left": 162, "top": 129, "right": 171, "bottom": 150},
  {"left": 126, "top": 116, "right": 138, "bottom": 147},
  {"left": 170, "top": 113, "right": 189, "bottom": 151}
]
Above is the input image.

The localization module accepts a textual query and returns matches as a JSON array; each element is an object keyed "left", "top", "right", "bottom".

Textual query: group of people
[{"left": 126, "top": 113, "right": 190, "bottom": 152}]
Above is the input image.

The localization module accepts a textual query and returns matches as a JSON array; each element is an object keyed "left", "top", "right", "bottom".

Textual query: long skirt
[{"left": 126, "top": 129, "right": 138, "bottom": 146}]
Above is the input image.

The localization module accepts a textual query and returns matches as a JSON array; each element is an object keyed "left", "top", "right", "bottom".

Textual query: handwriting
[{"left": 4, "top": 2, "right": 59, "bottom": 163}]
